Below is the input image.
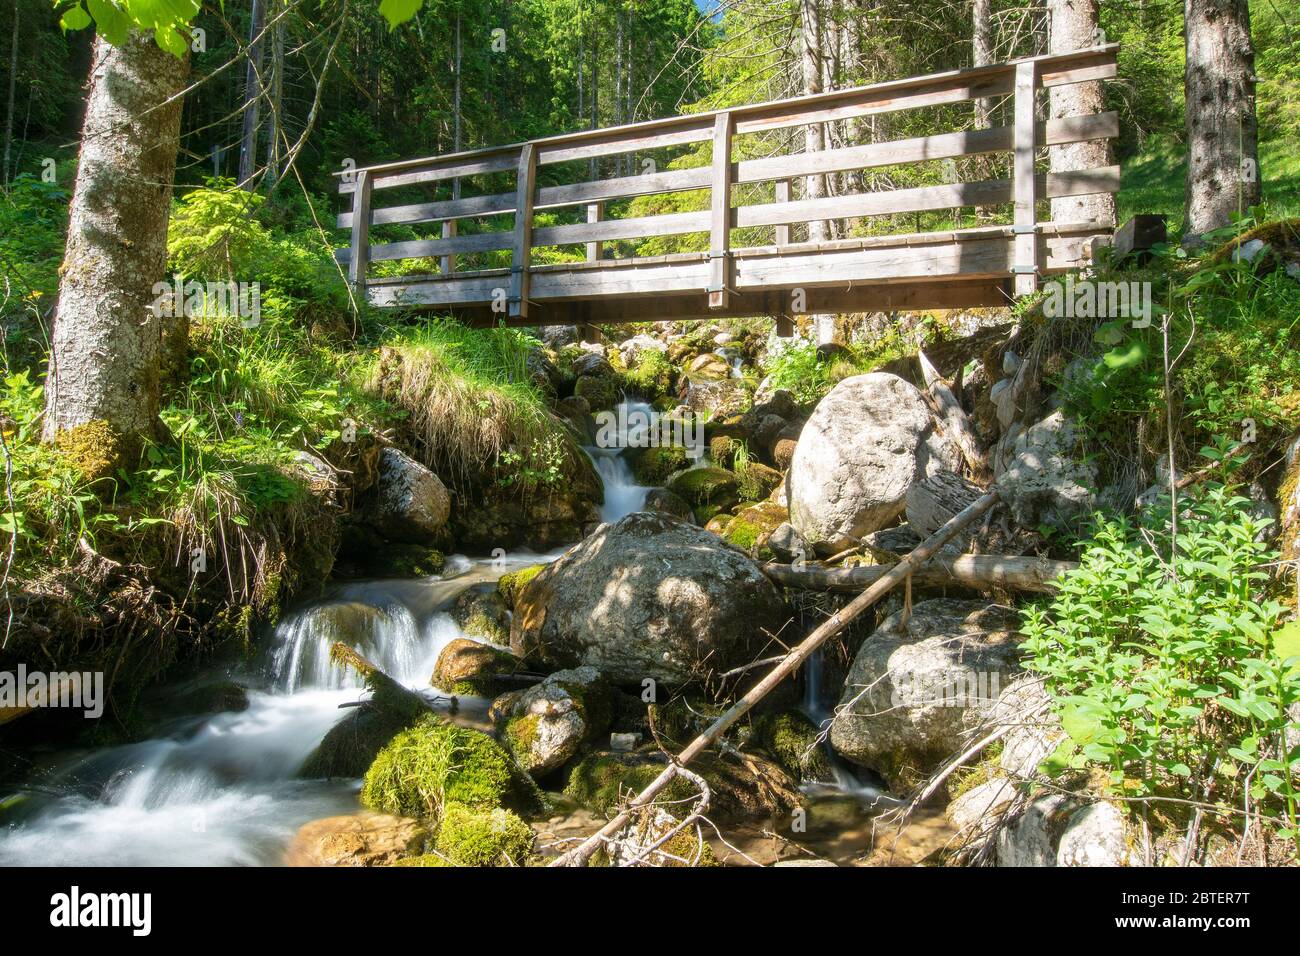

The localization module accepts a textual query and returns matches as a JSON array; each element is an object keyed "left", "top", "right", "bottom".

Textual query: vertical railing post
[
  {"left": 586, "top": 202, "right": 604, "bottom": 262},
  {"left": 440, "top": 218, "right": 457, "bottom": 276},
  {"left": 773, "top": 178, "right": 793, "bottom": 336},
  {"left": 1012, "top": 60, "right": 1039, "bottom": 296},
  {"left": 509, "top": 143, "right": 538, "bottom": 319},
  {"left": 708, "top": 111, "right": 734, "bottom": 310},
  {"left": 347, "top": 169, "right": 372, "bottom": 299},
  {"left": 774, "top": 178, "right": 791, "bottom": 248}
]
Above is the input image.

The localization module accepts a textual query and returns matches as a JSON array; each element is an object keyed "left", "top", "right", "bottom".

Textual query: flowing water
[
  {"left": 586, "top": 398, "right": 658, "bottom": 523},
  {"left": 0, "top": 551, "right": 558, "bottom": 867},
  {"left": 0, "top": 403, "right": 929, "bottom": 866}
]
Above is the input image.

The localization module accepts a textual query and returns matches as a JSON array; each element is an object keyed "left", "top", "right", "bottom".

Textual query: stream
[{"left": 0, "top": 402, "right": 946, "bottom": 866}]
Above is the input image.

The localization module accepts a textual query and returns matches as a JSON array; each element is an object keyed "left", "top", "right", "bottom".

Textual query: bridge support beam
[
  {"left": 509, "top": 143, "right": 538, "bottom": 318},
  {"left": 1012, "top": 60, "right": 1040, "bottom": 296},
  {"left": 708, "top": 112, "right": 735, "bottom": 309}
]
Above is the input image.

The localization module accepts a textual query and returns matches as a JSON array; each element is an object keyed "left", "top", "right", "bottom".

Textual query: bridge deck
[{"left": 335, "top": 45, "right": 1121, "bottom": 328}]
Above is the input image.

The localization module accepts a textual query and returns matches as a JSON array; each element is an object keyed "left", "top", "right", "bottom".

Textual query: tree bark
[
  {"left": 238, "top": 0, "right": 267, "bottom": 188},
  {"left": 1047, "top": 0, "right": 1115, "bottom": 226},
  {"left": 42, "top": 34, "right": 189, "bottom": 461},
  {"left": 1183, "top": 0, "right": 1259, "bottom": 243},
  {"left": 972, "top": 0, "right": 993, "bottom": 129},
  {"left": 2, "top": 3, "right": 17, "bottom": 184},
  {"left": 799, "top": 0, "right": 828, "bottom": 243}
]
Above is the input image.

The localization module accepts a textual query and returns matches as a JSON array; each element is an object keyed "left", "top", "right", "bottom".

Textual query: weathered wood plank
[
  {"left": 586, "top": 202, "right": 604, "bottom": 262},
  {"left": 347, "top": 170, "right": 372, "bottom": 292},
  {"left": 337, "top": 113, "right": 1118, "bottom": 231},
  {"left": 774, "top": 179, "right": 791, "bottom": 246},
  {"left": 1012, "top": 60, "right": 1039, "bottom": 296},
  {"left": 509, "top": 143, "right": 538, "bottom": 318},
  {"left": 709, "top": 111, "right": 735, "bottom": 309}
]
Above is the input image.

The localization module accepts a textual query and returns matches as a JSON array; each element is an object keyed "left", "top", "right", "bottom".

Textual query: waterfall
[
  {"left": 0, "top": 551, "right": 559, "bottom": 866},
  {"left": 586, "top": 399, "right": 658, "bottom": 523}
]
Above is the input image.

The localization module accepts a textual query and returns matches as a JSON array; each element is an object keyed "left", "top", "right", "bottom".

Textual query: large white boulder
[
  {"left": 510, "top": 512, "right": 787, "bottom": 684},
  {"left": 829, "top": 599, "right": 1022, "bottom": 790},
  {"left": 788, "top": 373, "right": 960, "bottom": 554}
]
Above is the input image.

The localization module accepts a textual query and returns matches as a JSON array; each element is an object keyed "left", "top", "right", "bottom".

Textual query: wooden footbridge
[{"left": 335, "top": 46, "right": 1120, "bottom": 329}]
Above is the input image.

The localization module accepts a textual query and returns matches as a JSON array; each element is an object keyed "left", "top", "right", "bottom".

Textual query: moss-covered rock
[
  {"left": 632, "top": 445, "right": 690, "bottom": 485},
  {"left": 565, "top": 748, "right": 801, "bottom": 821},
  {"left": 432, "top": 637, "right": 527, "bottom": 697},
  {"left": 361, "top": 715, "right": 519, "bottom": 819},
  {"left": 300, "top": 705, "right": 416, "bottom": 779},
  {"left": 500, "top": 666, "right": 614, "bottom": 777},
  {"left": 719, "top": 500, "right": 788, "bottom": 559},
  {"left": 736, "top": 460, "right": 783, "bottom": 502},
  {"left": 497, "top": 563, "right": 546, "bottom": 606},
  {"left": 624, "top": 349, "right": 676, "bottom": 401},
  {"left": 432, "top": 802, "right": 535, "bottom": 866},
  {"left": 666, "top": 466, "right": 739, "bottom": 510},
  {"left": 751, "top": 710, "right": 834, "bottom": 783},
  {"left": 451, "top": 587, "right": 511, "bottom": 643},
  {"left": 642, "top": 487, "right": 694, "bottom": 523},
  {"left": 574, "top": 373, "right": 622, "bottom": 412},
  {"left": 382, "top": 543, "right": 447, "bottom": 577}
]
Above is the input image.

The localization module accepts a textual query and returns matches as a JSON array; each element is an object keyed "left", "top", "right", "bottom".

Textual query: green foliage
[
  {"left": 1058, "top": 222, "right": 1300, "bottom": 461},
  {"left": 367, "top": 319, "right": 585, "bottom": 493},
  {"left": 1021, "top": 486, "right": 1300, "bottom": 847}
]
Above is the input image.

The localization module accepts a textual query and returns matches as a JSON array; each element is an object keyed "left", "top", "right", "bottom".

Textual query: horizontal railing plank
[
  {"left": 336, "top": 44, "right": 1117, "bottom": 190},
  {"left": 339, "top": 113, "right": 1117, "bottom": 230},
  {"left": 338, "top": 166, "right": 1118, "bottom": 264}
]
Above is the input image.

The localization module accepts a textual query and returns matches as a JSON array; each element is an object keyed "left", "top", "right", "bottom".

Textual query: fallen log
[
  {"left": 550, "top": 490, "right": 1001, "bottom": 867},
  {"left": 919, "top": 348, "right": 991, "bottom": 483},
  {"left": 762, "top": 553, "right": 1075, "bottom": 594}
]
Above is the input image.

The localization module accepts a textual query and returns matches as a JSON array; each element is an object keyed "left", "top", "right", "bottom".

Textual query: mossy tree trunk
[
  {"left": 42, "top": 33, "right": 189, "bottom": 467},
  {"left": 1183, "top": 0, "right": 1259, "bottom": 244}
]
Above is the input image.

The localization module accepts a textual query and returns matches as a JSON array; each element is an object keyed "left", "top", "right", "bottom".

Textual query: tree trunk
[
  {"left": 42, "top": 34, "right": 189, "bottom": 466},
  {"left": 2, "top": 2, "right": 18, "bottom": 184},
  {"left": 799, "top": 0, "right": 828, "bottom": 242},
  {"left": 972, "top": 0, "right": 993, "bottom": 129},
  {"left": 238, "top": 0, "right": 267, "bottom": 188},
  {"left": 1047, "top": 0, "right": 1115, "bottom": 226},
  {"left": 1183, "top": 0, "right": 1259, "bottom": 243},
  {"left": 266, "top": 0, "right": 285, "bottom": 186},
  {"left": 799, "top": 0, "right": 834, "bottom": 342}
]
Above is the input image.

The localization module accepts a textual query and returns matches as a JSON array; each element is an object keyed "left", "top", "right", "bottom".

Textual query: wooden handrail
[
  {"left": 336, "top": 45, "right": 1119, "bottom": 303},
  {"left": 334, "top": 44, "right": 1116, "bottom": 186}
]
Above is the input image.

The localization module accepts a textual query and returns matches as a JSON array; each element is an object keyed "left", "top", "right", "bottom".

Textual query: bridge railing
[{"left": 335, "top": 44, "right": 1120, "bottom": 320}]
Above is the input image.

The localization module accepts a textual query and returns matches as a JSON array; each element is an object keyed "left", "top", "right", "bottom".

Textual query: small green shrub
[{"left": 1021, "top": 485, "right": 1300, "bottom": 849}]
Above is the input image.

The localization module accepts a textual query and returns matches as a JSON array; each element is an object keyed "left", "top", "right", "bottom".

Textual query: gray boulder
[
  {"left": 994, "top": 410, "right": 1097, "bottom": 530},
  {"left": 497, "top": 666, "right": 612, "bottom": 777},
  {"left": 788, "top": 373, "right": 960, "bottom": 554},
  {"left": 510, "top": 512, "right": 787, "bottom": 684},
  {"left": 373, "top": 447, "right": 451, "bottom": 545},
  {"left": 829, "top": 599, "right": 1022, "bottom": 790}
]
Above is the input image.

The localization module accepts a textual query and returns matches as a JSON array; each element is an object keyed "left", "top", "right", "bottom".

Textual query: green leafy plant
[{"left": 1021, "top": 484, "right": 1300, "bottom": 851}]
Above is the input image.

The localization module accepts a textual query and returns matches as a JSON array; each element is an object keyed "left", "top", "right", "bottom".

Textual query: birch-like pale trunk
[{"left": 42, "top": 33, "right": 189, "bottom": 462}]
